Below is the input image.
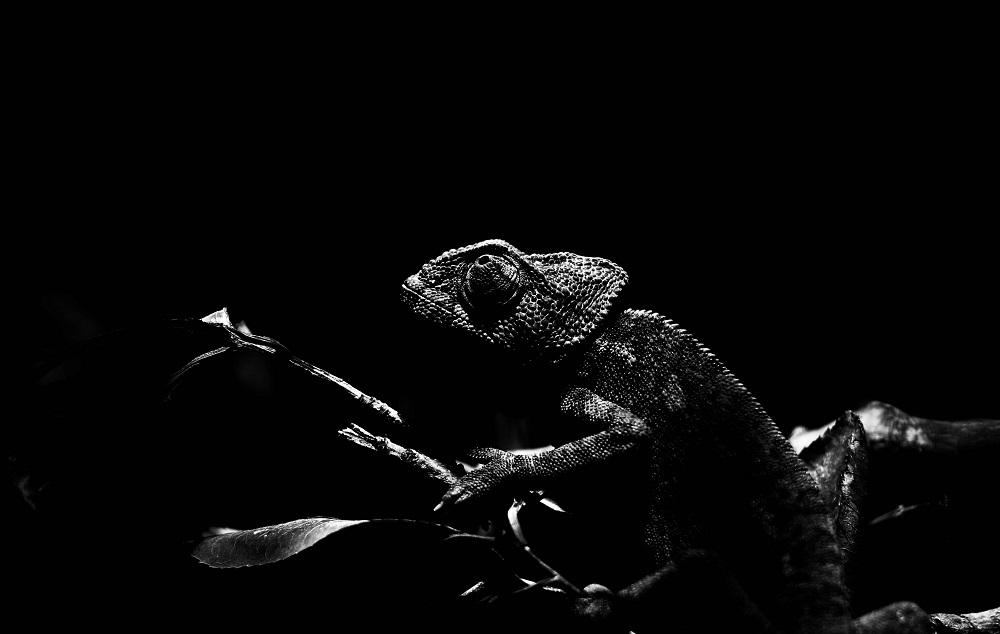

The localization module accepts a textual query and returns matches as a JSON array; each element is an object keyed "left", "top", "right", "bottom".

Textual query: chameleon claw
[{"left": 434, "top": 491, "right": 460, "bottom": 513}]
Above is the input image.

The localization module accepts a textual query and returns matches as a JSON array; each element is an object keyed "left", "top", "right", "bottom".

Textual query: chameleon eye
[{"left": 462, "top": 253, "right": 523, "bottom": 311}]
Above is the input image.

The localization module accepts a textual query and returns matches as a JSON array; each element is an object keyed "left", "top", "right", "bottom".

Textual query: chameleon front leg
[{"left": 434, "top": 387, "right": 651, "bottom": 516}]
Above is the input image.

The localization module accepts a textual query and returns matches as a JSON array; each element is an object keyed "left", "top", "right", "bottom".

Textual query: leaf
[
  {"left": 200, "top": 307, "right": 233, "bottom": 326},
  {"left": 192, "top": 517, "right": 367, "bottom": 568}
]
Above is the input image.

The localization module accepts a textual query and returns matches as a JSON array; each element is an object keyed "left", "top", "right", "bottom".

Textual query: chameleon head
[{"left": 401, "top": 239, "right": 628, "bottom": 361}]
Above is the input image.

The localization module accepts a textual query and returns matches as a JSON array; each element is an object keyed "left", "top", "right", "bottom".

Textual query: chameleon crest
[{"left": 402, "top": 239, "right": 628, "bottom": 361}]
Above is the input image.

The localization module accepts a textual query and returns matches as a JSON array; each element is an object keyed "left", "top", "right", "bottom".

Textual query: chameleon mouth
[{"left": 400, "top": 278, "right": 460, "bottom": 322}]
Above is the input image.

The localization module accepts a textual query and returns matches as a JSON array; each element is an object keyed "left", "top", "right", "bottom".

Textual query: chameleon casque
[{"left": 400, "top": 239, "right": 933, "bottom": 633}]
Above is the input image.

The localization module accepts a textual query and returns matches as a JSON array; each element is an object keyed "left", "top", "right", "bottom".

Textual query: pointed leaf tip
[{"left": 201, "top": 307, "right": 233, "bottom": 327}]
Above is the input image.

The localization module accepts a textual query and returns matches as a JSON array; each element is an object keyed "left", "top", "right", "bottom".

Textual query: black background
[
  {"left": 17, "top": 20, "right": 994, "bottom": 428},
  {"left": 10, "top": 20, "right": 997, "bottom": 625}
]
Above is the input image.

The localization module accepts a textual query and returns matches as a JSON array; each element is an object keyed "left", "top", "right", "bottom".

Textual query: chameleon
[{"left": 400, "top": 238, "right": 932, "bottom": 633}]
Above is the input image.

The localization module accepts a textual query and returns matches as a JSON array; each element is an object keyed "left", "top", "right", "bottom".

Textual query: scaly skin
[{"left": 401, "top": 239, "right": 929, "bottom": 633}]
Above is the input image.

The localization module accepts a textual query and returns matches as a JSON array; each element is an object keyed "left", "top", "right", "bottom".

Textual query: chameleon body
[{"left": 401, "top": 239, "right": 927, "bottom": 633}]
